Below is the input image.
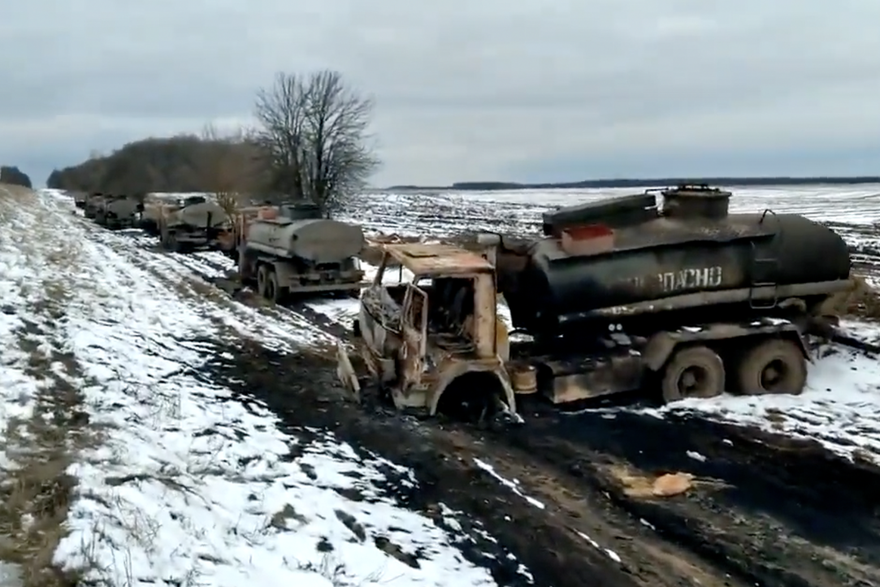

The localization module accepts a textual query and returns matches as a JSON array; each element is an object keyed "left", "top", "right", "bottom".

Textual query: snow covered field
[
  {"left": 0, "top": 185, "right": 513, "bottom": 586},
  {"left": 340, "top": 184, "right": 880, "bottom": 238},
  {"left": 4, "top": 182, "right": 880, "bottom": 585}
]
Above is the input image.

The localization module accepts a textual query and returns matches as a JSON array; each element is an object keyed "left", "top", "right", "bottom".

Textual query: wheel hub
[{"left": 679, "top": 366, "right": 708, "bottom": 396}]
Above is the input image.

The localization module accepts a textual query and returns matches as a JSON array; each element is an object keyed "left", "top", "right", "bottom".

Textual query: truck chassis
[
  {"left": 336, "top": 243, "right": 837, "bottom": 423},
  {"left": 159, "top": 223, "right": 228, "bottom": 254},
  {"left": 239, "top": 249, "right": 369, "bottom": 302}
]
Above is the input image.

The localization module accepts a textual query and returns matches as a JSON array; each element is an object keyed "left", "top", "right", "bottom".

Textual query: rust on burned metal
[
  {"left": 383, "top": 243, "right": 494, "bottom": 276},
  {"left": 342, "top": 242, "right": 517, "bottom": 418}
]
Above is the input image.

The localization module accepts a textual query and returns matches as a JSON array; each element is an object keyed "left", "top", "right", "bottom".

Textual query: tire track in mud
[
  {"left": 196, "top": 338, "right": 754, "bottom": 587},
  {"left": 487, "top": 407, "right": 880, "bottom": 587},
  {"left": 198, "top": 332, "right": 880, "bottom": 587}
]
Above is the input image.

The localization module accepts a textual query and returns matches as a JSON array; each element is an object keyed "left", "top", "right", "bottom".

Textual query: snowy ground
[
  {"left": 0, "top": 185, "right": 515, "bottom": 586},
  {"left": 637, "top": 338, "right": 880, "bottom": 464},
  {"left": 8, "top": 182, "right": 880, "bottom": 584},
  {"left": 339, "top": 184, "right": 880, "bottom": 238},
  {"left": 130, "top": 183, "right": 880, "bottom": 467}
]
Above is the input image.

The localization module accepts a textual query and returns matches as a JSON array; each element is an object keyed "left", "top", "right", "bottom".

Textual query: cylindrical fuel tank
[
  {"left": 167, "top": 202, "right": 228, "bottom": 228},
  {"left": 246, "top": 218, "right": 365, "bottom": 264},
  {"left": 104, "top": 197, "right": 141, "bottom": 217},
  {"left": 502, "top": 212, "right": 851, "bottom": 332}
]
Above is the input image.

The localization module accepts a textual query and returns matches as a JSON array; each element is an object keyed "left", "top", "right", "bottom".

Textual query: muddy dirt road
[{"left": 196, "top": 334, "right": 880, "bottom": 587}]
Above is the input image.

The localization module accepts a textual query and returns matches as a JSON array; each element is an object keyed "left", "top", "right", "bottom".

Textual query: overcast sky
[{"left": 3, "top": 0, "right": 880, "bottom": 188}]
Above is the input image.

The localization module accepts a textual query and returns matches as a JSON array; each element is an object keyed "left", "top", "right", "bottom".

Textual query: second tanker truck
[
  {"left": 234, "top": 202, "right": 368, "bottom": 300},
  {"left": 335, "top": 184, "right": 853, "bottom": 422}
]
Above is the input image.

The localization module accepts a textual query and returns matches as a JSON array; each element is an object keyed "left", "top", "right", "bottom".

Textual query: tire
[
  {"left": 162, "top": 231, "right": 180, "bottom": 252},
  {"left": 661, "top": 345, "right": 725, "bottom": 403},
  {"left": 256, "top": 265, "right": 269, "bottom": 298},
  {"left": 267, "top": 270, "right": 287, "bottom": 303},
  {"left": 736, "top": 338, "right": 806, "bottom": 396},
  {"left": 95, "top": 211, "right": 106, "bottom": 225}
]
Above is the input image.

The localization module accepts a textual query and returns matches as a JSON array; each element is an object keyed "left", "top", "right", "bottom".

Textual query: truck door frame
[{"left": 399, "top": 282, "right": 428, "bottom": 390}]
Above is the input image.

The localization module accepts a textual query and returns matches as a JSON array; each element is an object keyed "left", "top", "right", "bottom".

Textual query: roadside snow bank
[
  {"left": 18, "top": 190, "right": 505, "bottom": 586},
  {"left": 0, "top": 186, "right": 43, "bottom": 454}
]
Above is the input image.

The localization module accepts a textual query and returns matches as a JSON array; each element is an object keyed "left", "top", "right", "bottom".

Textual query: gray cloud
[{"left": 2, "top": 0, "right": 880, "bottom": 187}]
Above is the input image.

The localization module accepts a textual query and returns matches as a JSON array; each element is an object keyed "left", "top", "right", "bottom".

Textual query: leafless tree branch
[{"left": 252, "top": 70, "right": 380, "bottom": 216}]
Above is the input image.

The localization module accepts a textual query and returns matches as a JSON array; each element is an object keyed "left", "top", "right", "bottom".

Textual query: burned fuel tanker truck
[
  {"left": 237, "top": 202, "right": 368, "bottom": 301},
  {"left": 337, "top": 184, "right": 853, "bottom": 422},
  {"left": 492, "top": 183, "right": 853, "bottom": 404}
]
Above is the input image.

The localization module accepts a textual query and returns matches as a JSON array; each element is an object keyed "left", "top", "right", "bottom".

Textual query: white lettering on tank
[{"left": 657, "top": 266, "right": 723, "bottom": 293}]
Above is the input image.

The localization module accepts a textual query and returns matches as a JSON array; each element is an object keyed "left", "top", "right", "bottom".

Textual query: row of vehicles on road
[
  {"left": 73, "top": 186, "right": 858, "bottom": 422},
  {"left": 72, "top": 191, "right": 371, "bottom": 299}
]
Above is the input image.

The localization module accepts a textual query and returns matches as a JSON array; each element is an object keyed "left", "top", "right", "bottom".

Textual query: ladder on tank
[{"left": 748, "top": 209, "right": 781, "bottom": 310}]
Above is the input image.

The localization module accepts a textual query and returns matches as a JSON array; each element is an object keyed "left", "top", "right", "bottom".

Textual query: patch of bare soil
[
  {"left": 0, "top": 315, "right": 100, "bottom": 587},
  {"left": 495, "top": 408, "right": 880, "bottom": 587},
  {"left": 198, "top": 338, "right": 795, "bottom": 587}
]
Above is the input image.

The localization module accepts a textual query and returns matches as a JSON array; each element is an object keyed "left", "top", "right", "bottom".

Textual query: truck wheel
[
  {"left": 661, "top": 345, "right": 725, "bottom": 403},
  {"left": 267, "top": 271, "right": 286, "bottom": 303},
  {"left": 736, "top": 338, "right": 806, "bottom": 396},
  {"left": 256, "top": 265, "right": 269, "bottom": 298},
  {"left": 162, "top": 231, "right": 180, "bottom": 252},
  {"left": 95, "top": 211, "right": 105, "bottom": 225}
]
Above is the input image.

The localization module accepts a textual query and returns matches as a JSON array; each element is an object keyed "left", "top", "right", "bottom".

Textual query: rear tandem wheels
[
  {"left": 256, "top": 262, "right": 285, "bottom": 303},
  {"left": 252, "top": 259, "right": 364, "bottom": 303},
  {"left": 643, "top": 321, "right": 809, "bottom": 403}
]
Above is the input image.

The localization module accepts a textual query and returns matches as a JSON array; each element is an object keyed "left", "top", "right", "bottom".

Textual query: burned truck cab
[{"left": 338, "top": 243, "right": 517, "bottom": 420}]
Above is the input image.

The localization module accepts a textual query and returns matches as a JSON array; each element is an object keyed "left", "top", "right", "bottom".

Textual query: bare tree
[
  {"left": 253, "top": 70, "right": 380, "bottom": 217},
  {"left": 198, "top": 123, "right": 261, "bottom": 217}
]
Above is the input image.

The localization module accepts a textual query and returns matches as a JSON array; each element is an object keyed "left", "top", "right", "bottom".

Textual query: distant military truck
[
  {"left": 236, "top": 202, "right": 369, "bottom": 301},
  {"left": 93, "top": 194, "right": 143, "bottom": 230},
  {"left": 83, "top": 192, "right": 106, "bottom": 219},
  {"left": 139, "top": 194, "right": 178, "bottom": 236},
  {"left": 157, "top": 195, "right": 231, "bottom": 253},
  {"left": 72, "top": 191, "right": 89, "bottom": 209}
]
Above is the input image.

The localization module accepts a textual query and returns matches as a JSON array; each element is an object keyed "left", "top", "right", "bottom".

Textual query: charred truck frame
[
  {"left": 337, "top": 184, "right": 853, "bottom": 421},
  {"left": 234, "top": 202, "right": 370, "bottom": 301}
]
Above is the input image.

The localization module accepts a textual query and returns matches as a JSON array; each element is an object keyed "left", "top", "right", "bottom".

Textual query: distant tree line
[
  {"left": 390, "top": 176, "right": 880, "bottom": 192},
  {"left": 1, "top": 166, "right": 32, "bottom": 188},
  {"left": 48, "top": 69, "right": 380, "bottom": 217}
]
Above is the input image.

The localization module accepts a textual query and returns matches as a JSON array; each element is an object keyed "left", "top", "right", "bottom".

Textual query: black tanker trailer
[
  {"left": 496, "top": 184, "right": 851, "bottom": 337},
  {"left": 483, "top": 184, "right": 853, "bottom": 405},
  {"left": 336, "top": 184, "right": 856, "bottom": 422}
]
